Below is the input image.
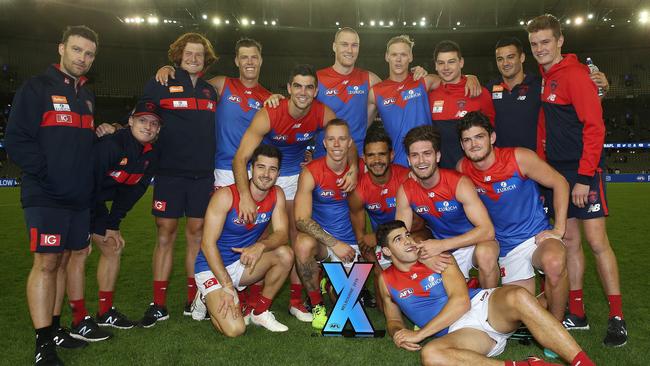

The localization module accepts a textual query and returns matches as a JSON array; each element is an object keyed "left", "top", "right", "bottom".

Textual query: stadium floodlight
[
  {"left": 264, "top": 20, "right": 268, "bottom": 25},
  {"left": 147, "top": 16, "right": 159, "bottom": 24},
  {"left": 241, "top": 18, "right": 250, "bottom": 26},
  {"left": 574, "top": 16, "right": 583, "bottom": 25},
  {"left": 421, "top": 17, "right": 426, "bottom": 21},
  {"left": 335, "top": 21, "right": 339, "bottom": 26},
  {"left": 640, "top": 11, "right": 648, "bottom": 23},
  {"left": 588, "top": 13, "right": 594, "bottom": 20},
  {"left": 202, "top": 14, "right": 207, "bottom": 20},
  {"left": 519, "top": 20, "right": 525, "bottom": 25},
  {"left": 225, "top": 19, "right": 230, "bottom": 24},
  {"left": 452, "top": 27, "right": 457, "bottom": 30},
  {"left": 251, "top": 20, "right": 256, "bottom": 25},
  {"left": 359, "top": 21, "right": 364, "bottom": 26},
  {"left": 456, "top": 21, "right": 461, "bottom": 26},
  {"left": 212, "top": 17, "right": 221, "bottom": 25},
  {"left": 565, "top": 19, "right": 571, "bottom": 25},
  {"left": 370, "top": 20, "right": 376, "bottom": 26},
  {"left": 271, "top": 20, "right": 276, "bottom": 25},
  {"left": 419, "top": 20, "right": 426, "bottom": 26},
  {"left": 389, "top": 21, "right": 394, "bottom": 26},
  {"left": 379, "top": 20, "right": 384, "bottom": 26},
  {"left": 125, "top": 18, "right": 131, "bottom": 23},
  {"left": 403, "top": 21, "right": 406, "bottom": 25},
  {"left": 412, "top": 21, "right": 417, "bottom": 26}
]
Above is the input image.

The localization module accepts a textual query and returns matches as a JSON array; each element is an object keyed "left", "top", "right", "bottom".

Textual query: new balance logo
[
  {"left": 53, "top": 336, "right": 64, "bottom": 346},
  {"left": 78, "top": 326, "right": 92, "bottom": 337},
  {"left": 105, "top": 316, "right": 117, "bottom": 325}
]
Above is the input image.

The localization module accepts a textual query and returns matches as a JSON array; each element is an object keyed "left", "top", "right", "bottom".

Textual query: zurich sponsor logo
[
  {"left": 494, "top": 179, "right": 517, "bottom": 194},
  {"left": 435, "top": 200, "right": 459, "bottom": 212},
  {"left": 255, "top": 212, "right": 271, "bottom": 224},
  {"left": 383, "top": 97, "right": 396, "bottom": 106},
  {"left": 422, "top": 275, "right": 442, "bottom": 291},
  {"left": 296, "top": 132, "right": 313, "bottom": 142},
  {"left": 367, "top": 203, "right": 381, "bottom": 211},
  {"left": 228, "top": 95, "right": 242, "bottom": 103},
  {"left": 347, "top": 85, "right": 365, "bottom": 95},
  {"left": 415, "top": 205, "right": 429, "bottom": 214},
  {"left": 248, "top": 99, "right": 262, "bottom": 110},
  {"left": 399, "top": 288, "right": 414, "bottom": 299},
  {"left": 386, "top": 197, "right": 396, "bottom": 208},
  {"left": 401, "top": 88, "right": 422, "bottom": 101}
]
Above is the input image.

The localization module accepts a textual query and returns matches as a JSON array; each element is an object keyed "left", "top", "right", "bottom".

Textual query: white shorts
[
  {"left": 375, "top": 246, "right": 392, "bottom": 270},
  {"left": 449, "top": 289, "right": 513, "bottom": 357},
  {"left": 276, "top": 174, "right": 299, "bottom": 200},
  {"left": 499, "top": 237, "right": 537, "bottom": 284},
  {"left": 324, "top": 244, "right": 361, "bottom": 270},
  {"left": 452, "top": 245, "right": 476, "bottom": 280},
  {"left": 195, "top": 260, "right": 247, "bottom": 296},
  {"left": 214, "top": 169, "right": 235, "bottom": 188}
]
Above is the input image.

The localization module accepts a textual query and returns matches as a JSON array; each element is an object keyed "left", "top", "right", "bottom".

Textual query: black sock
[
  {"left": 52, "top": 315, "right": 61, "bottom": 330},
  {"left": 35, "top": 326, "right": 53, "bottom": 347}
]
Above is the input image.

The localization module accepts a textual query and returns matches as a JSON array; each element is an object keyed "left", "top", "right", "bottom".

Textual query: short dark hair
[
  {"left": 288, "top": 64, "right": 318, "bottom": 86},
  {"left": 403, "top": 125, "right": 441, "bottom": 155},
  {"left": 377, "top": 220, "right": 407, "bottom": 248},
  {"left": 61, "top": 25, "right": 98, "bottom": 48},
  {"left": 364, "top": 128, "right": 393, "bottom": 153},
  {"left": 495, "top": 37, "right": 523, "bottom": 55},
  {"left": 251, "top": 144, "right": 282, "bottom": 170},
  {"left": 235, "top": 38, "right": 262, "bottom": 55},
  {"left": 526, "top": 14, "right": 562, "bottom": 39},
  {"left": 457, "top": 111, "right": 494, "bottom": 139},
  {"left": 434, "top": 40, "right": 462, "bottom": 61}
]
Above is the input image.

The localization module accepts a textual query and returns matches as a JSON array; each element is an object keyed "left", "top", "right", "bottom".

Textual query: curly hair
[{"left": 168, "top": 33, "right": 218, "bottom": 70}]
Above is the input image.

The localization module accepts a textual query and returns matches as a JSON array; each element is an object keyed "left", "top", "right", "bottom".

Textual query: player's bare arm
[
  {"left": 348, "top": 190, "right": 374, "bottom": 256},
  {"left": 378, "top": 274, "right": 422, "bottom": 351},
  {"left": 233, "top": 109, "right": 272, "bottom": 223},
  {"left": 153, "top": 65, "right": 227, "bottom": 94},
  {"left": 395, "top": 185, "right": 414, "bottom": 230},
  {"left": 201, "top": 188, "right": 236, "bottom": 289}
]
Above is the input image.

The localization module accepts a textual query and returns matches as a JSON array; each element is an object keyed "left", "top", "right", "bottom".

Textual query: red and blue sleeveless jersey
[
  {"left": 215, "top": 78, "right": 271, "bottom": 170},
  {"left": 460, "top": 148, "right": 550, "bottom": 257},
  {"left": 382, "top": 262, "right": 481, "bottom": 334},
  {"left": 428, "top": 76, "right": 495, "bottom": 169},
  {"left": 314, "top": 67, "right": 369, "bottom": 159},
  {"left": 194, "top": 184, "right": 277, "bottom": 272},
  {"left": 262, "top": 99, "right": 326, "bottom": 176},
  {"left": 374, "top": 75, "right": 431, "bottom": 167},
  {"left": 402, "top": 169, "right": 474, "bottom": 244},
  {"left": 306, "top": 158, "right": 356, "bottom": 244},
  {"left": 355, "top": 165, "right": 409, "bottom": 231}
]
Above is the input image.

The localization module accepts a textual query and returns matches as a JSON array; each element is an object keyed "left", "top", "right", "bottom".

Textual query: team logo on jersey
[
  {"left": 415, "top": 205, "right": 429, "bottom": 214},
  {"left": 547, "top": 80, "right": 558, "bottom": 102},
  {"left": 398, "top": 288, "right": 414, "bottom": 299},
  {"left": 248, "top": 99, "right": 262, "bottom": 110},
  {"left": 454, "top": 99, "right": 468, "bottom": 118},
  {"left": 518, "top": 85, "right": 529, "bottom": 101},
  {"left": 40, "top": 234, "right": 61, "bottom": 247},
  {"left": 244, "top": 90, "right": 252, "bottom": 95},
  {"left": 347, "top": 85, "right": 365, "bottom": 95},
  {"left": 401, "top": 88, "right": 421, "bottom": 101},
  {"left": 320, "top": 190, "right": 335, "bottom": 198},
  {"left": 588, "top": 190, "right": 598, "bottom": 203},
  {"left": 494, "top": 179, "right": 517, "bottom": 194},
  {"left": 55, "top": 114, "right": 72, "bottom": 123},
  {"left": 169, "top": 86, "right": 184, "bottom": 93},
  {"left": 366, "top": 203, "right": 381, "bottom": 211},
  {"left": 492, "top": 92, "right": 503, "bottom": 100},
  {"left": 484, "top": 175, "right": 492, "bottom": 182},
  {"left": 53, "top": 103, "right": 70, "bottom": 111},
  {"left": 51, "top": 95, "right": 68, "bottom": 104},
  {"left": 435, "top": 200, "right": 459, "bottom": 213},
  {"left": 410, "top": 273, "right": 418, "bottom": 280},
  {"left": 382, "top": 97, "right": 396, "bottom": 106},
  {"left": 119, "top": 157, "right": 128, "bottom": 166},
  {"left": 492, "top": 85, "right": 504, "bottom": 92},
  {"left": 202, "top": 88, "right": 212, "bottom": 98},
  {"left": 173, "top": 100, "right": 189, "bottom": 108},
  {"left": 228, "top": 95, "right": 242, "bottom": 103},
  {"left": 432, "top": 100, "right": 444, "bottom": 113},
  {"left": 296, "top": 132, "right": 313, "bottom": 142},
  {"left": 292, "top": 123, "right": 302, "bottom": 129},
  {"left": 325, "top": 89, "right": 338, "bottom": 96},
  {"left": 476, "top": 187, "right": 487, "bottom": 195},
  {"left": 386, "top": 197, "right": 396, "bottom": 208},
  {"left": 427, "top": 192, "right": 435, "bottom": 198},
  {"left": 381, "top": 188, "right": 388, "bottom": 195},
  {"left": 232, "top": 217, "right": 247, "bottom": 225},
  {"left": 272, "top": 134, "right": 288, "bottom": 141},
  {"left": 422, "top": 275, "right": 442, "bottom": 291},
  {"left": 254, "top": 212, "right": 271, "bottom": 224},
  {"left": 153, "top": 200, "right": 167, "bottom": 212}
]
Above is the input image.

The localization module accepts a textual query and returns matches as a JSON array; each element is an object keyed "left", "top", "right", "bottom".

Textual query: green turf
[{"left": 1, "top": 184, "right": 647, "bottom": 365}]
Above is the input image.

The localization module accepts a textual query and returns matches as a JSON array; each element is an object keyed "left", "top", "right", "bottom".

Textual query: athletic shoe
[
  {"left": 562, "top": 312, "right": 590, "bottom": 330},
  {"left": 311, "top": 304, "right": 328, "bottom": 330},
  {"left": 603, "top": 316, "right": 628, "bottom": 347},
  {"left": 289, "top": 303, "right": 313, "bottom": 322},
  {"left": 70, "top": 316, "right": 112, "bottom": 342},
  {"left": 359, "top": 287, "right": 377, "bottom": 308},
  {"left": 183, "top": 301, "right": 192, "bottom": 317},
  {"left": 525, "top": 356, "right": 562, "bottom": 366},
  {"left": 543, "top": 348, "right": 559, "bottom": 359},
  {"left": 511, "top": 325, "right": 534, "bottom": 341},
  {"left": 190, "top": 292, "right": 207, "bottom": 321},
  {"left": 242, "top": 305, "right": 252, "bottom": 326},
  {"left": 35, "top": 341, "right": 63, "bottom": 366},
  {"left": 96, "top": 307, "right": 136, "bottom": 329},
  {"left": 52, "top": 327, "right": 87, "bottom": 349},
  {"left": 139, "top": 303, "right": 169, "bottom": 328},
  {"left": 251, "top": 311, "right": 289, "bottom": 332}
]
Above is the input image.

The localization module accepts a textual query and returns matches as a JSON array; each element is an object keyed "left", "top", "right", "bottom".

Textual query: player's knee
[
  {"left": 504, "top": 286, "right": 536, "bottom": 310},
  {"left": 70, "top": 246, "right": 90, "bottom": 259},
  {"left": 293, "top": 235, "right": 316, "bottom": 260},
  {"left": 421, "top": 343, "right": 451, "bottom": 366},
  {"left": 475, "top": 241, "right": 499, "bottom": 269},
  {"left": 274, "top": 245, "right": 295, "bottom": 268},
  {"left": 222, "top": 321, "right": 246, "bottom": 338},
  {"left": 33, "top": 253, "right": 62, "bottom": 273},
  {"left": 541, "top": 249, "right": 567, "bottom": 281}
]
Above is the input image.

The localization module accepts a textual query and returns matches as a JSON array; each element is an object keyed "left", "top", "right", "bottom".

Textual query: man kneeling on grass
[
  {"left": 191, "top": 144, "right": 294, "bottom": 335},
  {"left": 376, "top": 220, "right": 595, "bottom": 366}
]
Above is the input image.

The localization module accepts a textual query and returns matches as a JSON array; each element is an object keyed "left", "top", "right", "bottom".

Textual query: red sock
[
  {"left": 289, "top": 284, "right": 303, "bottom": 306},
  {"left": 69, "top": 299, "right": 88, "bottom": 327},
  {"left": 98, "top": 291, "right": 114, "bottom": 316},
  {"left": 186, "top": 277, "right": 197, "bottom": 304},
  {"left": 253, "top": 295, "right": 272, "bottom": 315},
  {"left": 504, "top": 361, "right": 528, "bottom": 366},
  {"left": 571, "top": 351, "right": 595, "bottom": 366},
  {"left": 249, "top": 284, "right": 262, "bottom": 305},
  {"left": 237, "top": 289, "right": 248, "bottom": 306},
  {"left": 607, "top": 294, "right": 623, "bottom": 319},
  {"left": 153, "top": 280, "right": 169, "bottom": 307},
  {"left": 308, "top": 290, "right": 323, "bottom": 307},
  {"left": 568, "top": 289, "right": 585, "bottom": 317}
]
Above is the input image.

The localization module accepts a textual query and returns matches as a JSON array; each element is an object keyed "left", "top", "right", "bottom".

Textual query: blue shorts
[
  {"left": 152, "top": 175, "right": 213, "bottom": 218},
  {"left": 90, "top": 203, "right": 110, "bottom": 236},
  {"left": 544, "top": 167, "right": 609, "bottom": 220},
  {"left": 24, "top": 207, "right": 90, "bottom": 253}
]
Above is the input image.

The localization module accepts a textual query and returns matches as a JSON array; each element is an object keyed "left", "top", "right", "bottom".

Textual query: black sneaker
[
  {"left": 70, "top": 316, "right": 113, "bottom": 342},
  {"left": 359, "top": 287, "right": 377, "bottom": 308},
  {"left": 510, "top": 325, "right": 534, "bottom": 341},
  {"left": 35, "top": 341, "right": 63, "bottom": 366},
  {"left": 139, "top": 303, "right": 169, "bottom": 328},
  {"left": 52, "top": 327, "right": 87, "bottom": 349},
  {"left": 183, "top": 301, "right": 192, "bottom": 316},
  {"left": 96, "top": 307, "right": 136, "bottom": 329},
  {"left": 562, "top": 312, "right": 590, "bottom": 330},
  {"left": 603, "top": 316, "right": 628, "bottom": 347}
]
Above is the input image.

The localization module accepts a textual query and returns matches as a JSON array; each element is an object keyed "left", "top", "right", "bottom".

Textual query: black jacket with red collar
[
  {"left": 94, "top": 128, "right": 156, "bottom": 230},
  {"left": 141, "top": 69, "right": 217, "bottom": 178},
  {"left": 6, "top": 64, "right": 95, "bottom": 209}
]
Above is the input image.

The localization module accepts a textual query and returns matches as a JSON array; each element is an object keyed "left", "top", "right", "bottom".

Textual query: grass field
[{"left": 1, "top": 184, "right": 648, "bottom": 365}]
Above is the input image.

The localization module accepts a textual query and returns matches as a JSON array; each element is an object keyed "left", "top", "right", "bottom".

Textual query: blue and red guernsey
[
  {"left": 402, "top": 169, "right": 474, "bottom": 245},
  {"left": 460, "top": 148, "right": 550, "bottom": 257},
  {"left": 306, "top": 158, "right": 357, "bottom": 244},
  {"left": 142, "top": 69, "right": 217, "bottom": 178},
  {"left": 355, "top": 164, "right": 410, "bottom": 230},
  {"left": 215, "top": 78, "right": 271, "bottom": 170},
  {"left": 263, "top": 99, "right": 326, "bottom": 176},
  {"left": 374, "top": 75, "right": 431, "bottom": 167},
  {"left": 314, "top": 67, "right": 369, "bottom": 159},
  {"left": 382, "top": 262, "right": 481, "bottom": 334},
  {"left": 195, "top": 184, "right": 277, "bottom": 272},
  {"left": 539, "top": 54, "right": 605, "bottom": 181},
  {"left": 429, "top": 76, "right": 495, "bottom": 169}
]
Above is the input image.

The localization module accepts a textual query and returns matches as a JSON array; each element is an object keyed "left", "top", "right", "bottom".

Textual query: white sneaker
[
  {"left": 250, "top": 311, "right": 288, "bottom": 332},
  {"left": 243, "top": 312, "right": 252, "bottom": 326},
  {"left": 289, "top": 305, "right": 313, "bottom": 322},
  {"left": 190, "top": 292, "right": 207, "bottom": 321}
]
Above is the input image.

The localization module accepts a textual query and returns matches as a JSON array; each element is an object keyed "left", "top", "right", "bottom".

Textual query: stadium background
[{"left": 0, "top": 0, "right": 648, "bottom": 364}]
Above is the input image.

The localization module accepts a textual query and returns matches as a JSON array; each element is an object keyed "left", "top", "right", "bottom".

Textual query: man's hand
[
  {"left": 418, "top": 253, "right": 453, "bottom": 273},
  {"left": 104, "top": 229, "right": 125, "bottom": 251},
  {"left": 535, "top": 228, "right": 564, "bottom": 244},
  {"left": 155, "top": 65, "right": 176, "bottom": 86},
  {"left": 571, "top": 182, "right": 590, "bottom": 208},
  {"left": 95, "top": 123, "right": 116, "bottom": 137},
  {"left": 263, "top": 94, "right": 285, "bottom": 108},
  {"left": 358, "top": 233, "right": 377, "bottom": 257},
  {"left": 589, "top": 71, "right": 609, "bottom": 94},
  {"left": 393, "top": 328, "right": 423, "bottom": 351},
  {"left": 332, "top": 242, "right": 356, "bottom": 263},
  {"left": 300, "top": 150, "right": 313, "bottom": 168},
  {"left": 416, "top": 239, "right": 445, "bottom": 259},
  {"left": 238, "top": 194, "right": 258, "bottom": 224},
  {"left": 411, "top": 66, "right": 428, "bottom": 80},
  {"left": 338, "top": 165, "right": 358, "bottom": 192},
  {"left": 218, "top": 286, "right": 240, "bottom": 320},
  {"left": 232, "top": 243, "right": 265, "bottom": 273},
  {"left": 465, "top": 75, "right": 482, "bottom": 98}
]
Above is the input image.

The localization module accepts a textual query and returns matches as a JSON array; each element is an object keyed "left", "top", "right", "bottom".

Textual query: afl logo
[
  {"left": 383, "top": 97, "right": 396, "bottom": 106},
  {"left": 399, "top": 288, "right": 414, "bottom": 299},
  {"left": 228, "top": 95, "right": 242, "bottom": 103},
  {"left": 320, "top": 190, "right": 335, "bottom": 197},
  {"left": 415, "top": 206, "right": 429, "bottom": 213},
  {"left": 325, "top": 89, "right": 338, "bottom": 96},
  {"left": 233, "top": 217, "right": 247, "bottom": 225},
  {"left": 367, "top": 203, "right": 381, "bottom": 210}
]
